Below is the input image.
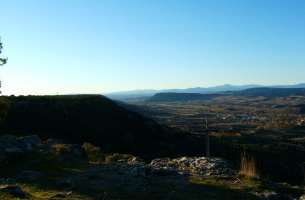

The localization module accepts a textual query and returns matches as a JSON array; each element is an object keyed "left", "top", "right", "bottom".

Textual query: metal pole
[{"left": 205, "top": 117, "right": 210, "bottom": 157}]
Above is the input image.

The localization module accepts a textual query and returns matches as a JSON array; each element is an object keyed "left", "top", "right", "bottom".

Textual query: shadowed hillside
[
  {"left": 0, "top": 95, "right": 206, "bottom": 159},
  {"left": 0, "top": 95, "right": 172, "bottom": 157}
]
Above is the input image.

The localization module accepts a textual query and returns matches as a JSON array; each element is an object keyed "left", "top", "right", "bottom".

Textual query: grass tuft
[{"left": 239, "top": 152, "right": 258, "bottom": 178}]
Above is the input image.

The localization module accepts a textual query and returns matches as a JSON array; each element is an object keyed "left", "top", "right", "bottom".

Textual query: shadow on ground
[{"left": 0, "top": 153, "right": 260, "bottom": 200}]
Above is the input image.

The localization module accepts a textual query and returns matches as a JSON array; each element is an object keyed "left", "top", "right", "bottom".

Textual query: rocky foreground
[{"left": 0, "top": 135, "right": 304, "bottom": 200}]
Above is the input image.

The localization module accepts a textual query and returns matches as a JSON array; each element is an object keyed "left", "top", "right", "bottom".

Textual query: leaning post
[{"left": 204, "top": 117, "right": 210, "bottom": 157}]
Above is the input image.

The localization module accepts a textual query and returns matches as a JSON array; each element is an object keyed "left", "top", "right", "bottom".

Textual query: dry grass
[
  {"left": 82, "top": 142, "right": 105, "bottom": 163},
  {"left": 239, "top": 152, "right": 258, "bottom": 178}
]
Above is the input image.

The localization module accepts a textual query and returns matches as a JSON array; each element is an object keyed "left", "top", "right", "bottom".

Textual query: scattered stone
[
  {"left": 252, "top": 191, "right": 295, "bottom": 200},
  {"left": 0, "top": 185, "right": 28, "bottom": 198},
  {"left": 128, "top": 156, "right": 144, "bottom": 165},
  {"left": 66, "top": 191, "right": 73, "bottom": 196},
  {"left": 252, "top": 191, "right": 277, "bottom": 199}
]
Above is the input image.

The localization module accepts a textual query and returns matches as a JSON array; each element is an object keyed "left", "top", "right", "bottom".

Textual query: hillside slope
[{"left": 0, "top": 95, "right": 184, "bottom": 157}]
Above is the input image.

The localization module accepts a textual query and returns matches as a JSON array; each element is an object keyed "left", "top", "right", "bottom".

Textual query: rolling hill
[
  {"left": 234, "top": 87, "right": 305, "bottom": 97},
  {"left": 0, "top": 95, "right": 209, "bottom": 158},
  {"left": 148, "top": 93, "right": 222, "bottom": 102},
  {"left": 148, "top": 87, "right": 305, "bottom": 102}
]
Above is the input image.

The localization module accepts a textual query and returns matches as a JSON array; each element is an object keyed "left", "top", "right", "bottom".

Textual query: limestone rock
[{"left": 149, "top": 156, "right": 236, "bottom": 177}]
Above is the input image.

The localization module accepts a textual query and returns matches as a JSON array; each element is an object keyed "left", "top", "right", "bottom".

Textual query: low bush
[
  {"left": 82, "top": 142, "right": 105, "bottom": 163},
  {"left": 105, "top": 153, "right": 135, "bottom": 163}
]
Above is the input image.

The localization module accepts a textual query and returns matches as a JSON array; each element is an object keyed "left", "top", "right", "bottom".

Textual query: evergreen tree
[{"left": 0, "top": 39, "right": 7, "bottom": 66}]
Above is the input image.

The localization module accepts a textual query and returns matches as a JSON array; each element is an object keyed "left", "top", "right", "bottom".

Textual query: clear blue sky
[{"left": 1, "top": 0, "right": 305, "bottom": 95}]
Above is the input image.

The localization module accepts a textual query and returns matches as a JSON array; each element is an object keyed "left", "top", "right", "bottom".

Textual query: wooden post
[{"left": 205, "top": 118, "right": 210, "bottom": 157}]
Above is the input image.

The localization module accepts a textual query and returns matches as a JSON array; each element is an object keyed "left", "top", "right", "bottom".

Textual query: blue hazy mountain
[
  {"left": 273, "top": 83, "right": 305, "bottom": 88},
  {"left": 106, "top": 83, "right": 305, "bottom": 100},
  {"left": 161, "top": 84, "right": 262, "bottom": 93}
]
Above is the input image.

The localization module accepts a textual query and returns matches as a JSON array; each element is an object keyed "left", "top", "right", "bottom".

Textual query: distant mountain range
[
  {"left": 105, "top": 83, "right": 305, "bottom": 100},
  {"left": 148, "top": 87, "right": 305, "bottom": 102}
]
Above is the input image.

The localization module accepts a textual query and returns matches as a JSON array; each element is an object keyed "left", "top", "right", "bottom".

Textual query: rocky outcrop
[
  {"left": 0, "top": 134, "right": 89, "bottom": 164},
  {"left": 149, "top": 157, "right": 236, "bottom": 177},
  {"left": 0, "top": 135, "right": 41, "bottom": 161},
  {"left": 0, "top": 134, "right": 237, "bottom": 179}
]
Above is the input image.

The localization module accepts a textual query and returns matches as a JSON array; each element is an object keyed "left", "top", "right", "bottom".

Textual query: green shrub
[
  {"left": 105, "top": 153, "right": 134, "bottom": 163},
  {"left": 82, "top": 142, "right": 105, "bottom": 163}
]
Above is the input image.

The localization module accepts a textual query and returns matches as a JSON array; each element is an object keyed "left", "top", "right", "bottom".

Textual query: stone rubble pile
[{"left": 149, "top": 157, "right": 236, "bottom": 177}]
